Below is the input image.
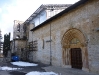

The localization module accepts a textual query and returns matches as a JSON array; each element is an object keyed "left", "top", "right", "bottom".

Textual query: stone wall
[
  {"left": 13, "top": 40, "right": 26, "bottom": 58},
  {"left": 30, "top": 0, "right": 99, "bottom": 73}
]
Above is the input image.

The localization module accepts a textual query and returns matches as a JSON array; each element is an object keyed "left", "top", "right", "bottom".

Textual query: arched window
[
  {"left": 23, "top": 24, "right": 26, "bottom": 33},
  {"left": 17, "top": 23, "right": 20, "bottom": 32}
]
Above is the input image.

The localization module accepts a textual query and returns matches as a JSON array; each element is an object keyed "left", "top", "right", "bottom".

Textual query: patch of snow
[
  {"left": 11, "top": 61, "right": 38, "bottom": 67},
  {"left": 0, "top": 66, "right": 22, "bottom": 70},
  {"left": 26, "top": 71, "right": 58, "bottom": 75}
]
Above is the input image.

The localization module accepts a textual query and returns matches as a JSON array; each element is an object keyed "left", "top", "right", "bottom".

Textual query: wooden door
[{"left": 71, "top": 48, "right": 82, "bottom": 69}]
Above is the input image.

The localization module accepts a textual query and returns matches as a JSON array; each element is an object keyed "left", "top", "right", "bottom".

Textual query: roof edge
[{"left": 31, "top": 0, "right": 89, "bottom": 31}]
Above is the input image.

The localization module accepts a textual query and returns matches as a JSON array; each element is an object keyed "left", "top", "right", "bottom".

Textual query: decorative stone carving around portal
[{"left": 61, "top": 28, "right": 89, "bottom": 72}]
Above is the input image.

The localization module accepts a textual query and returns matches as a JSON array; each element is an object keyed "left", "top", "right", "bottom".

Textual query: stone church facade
[
  {"left": 29, "top": 0, "right": 99, "bottom": 73},
  {"left": 11, "top": 0, "right": 99, "bottom": 74}
]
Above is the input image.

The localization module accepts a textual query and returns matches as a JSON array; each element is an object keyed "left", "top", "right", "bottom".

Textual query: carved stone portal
[{"left": 62, "top": 28, "right": 89, "bottom": 71}]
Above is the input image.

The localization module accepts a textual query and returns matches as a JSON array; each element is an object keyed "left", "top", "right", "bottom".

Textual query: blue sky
[{"left": 0, "top": 0, "right": 79, "bottom": 40}]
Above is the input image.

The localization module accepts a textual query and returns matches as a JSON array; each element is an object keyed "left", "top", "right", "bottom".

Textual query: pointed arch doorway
[{"left": 62, "top": 28, "right": 89, "bottom": 71}]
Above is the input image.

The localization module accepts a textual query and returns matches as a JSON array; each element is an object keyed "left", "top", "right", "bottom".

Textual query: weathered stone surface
[{"left": 29, "top": 0, "right": 99, "bottom": 74}]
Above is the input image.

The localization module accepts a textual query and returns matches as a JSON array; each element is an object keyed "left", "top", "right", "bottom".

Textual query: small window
[
  {"left": 42, "top": 39, "right": 44, "bottom": 49},
  {"left": 23, "top": 25, "right": 27, "bottom": 33}
]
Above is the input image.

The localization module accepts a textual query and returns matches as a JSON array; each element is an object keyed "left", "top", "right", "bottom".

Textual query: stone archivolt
[{"left": 62, "top": 28, "right": 89, "bottom": 71}]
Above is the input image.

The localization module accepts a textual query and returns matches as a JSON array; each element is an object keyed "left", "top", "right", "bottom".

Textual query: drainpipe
[{"left": 50, "top": 23, "right": 52, "bottom": 65}]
